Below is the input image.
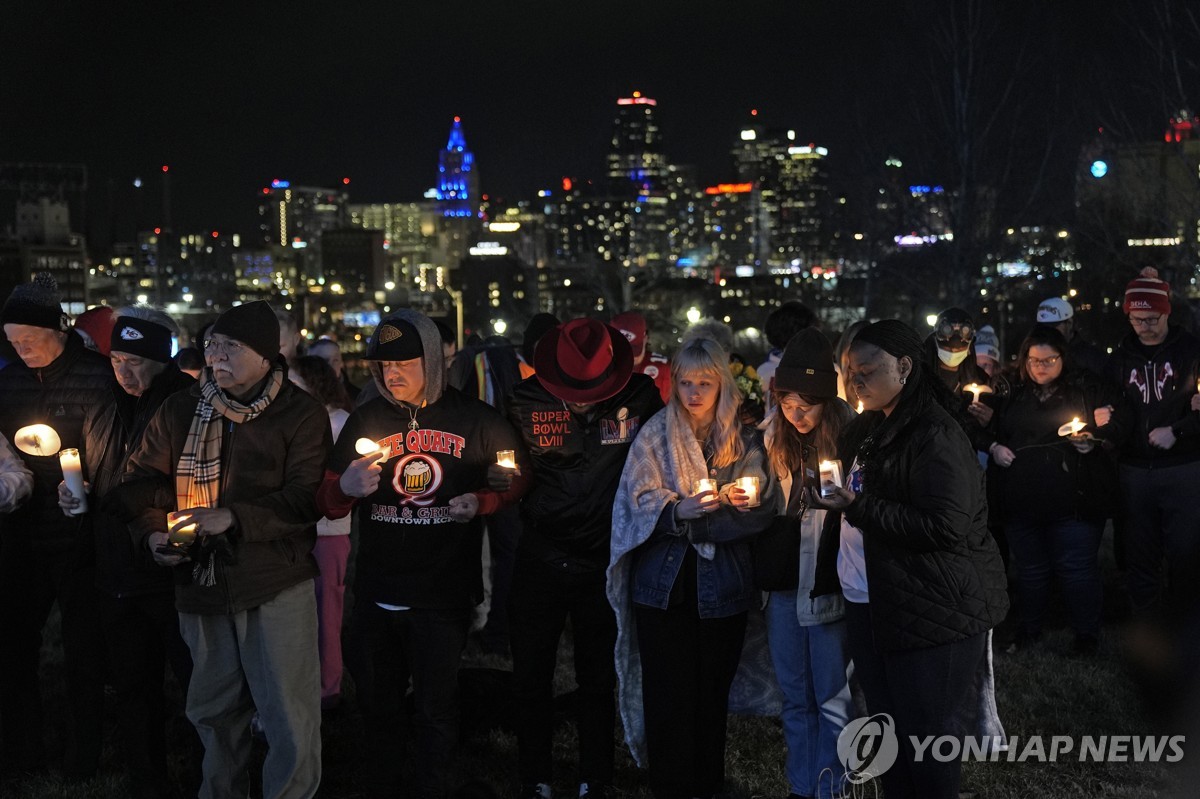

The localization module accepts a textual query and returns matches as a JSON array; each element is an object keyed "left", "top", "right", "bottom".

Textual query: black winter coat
[
  {"left": 985, "top": 372, "right": 1118, "bottom": 525},
  {"left": 85, "top": 364, "right": 195, "bottom": 597},
  {"left": 0, "top": 331, "right": 116, "bottom": 552},
  {"left": 838, "top": 382, "right": 1009, "bottom": 652}
]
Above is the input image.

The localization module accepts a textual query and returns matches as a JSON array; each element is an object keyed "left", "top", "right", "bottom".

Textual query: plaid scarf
[{"left": 176, "top": 365, "right": 285, "bottom": 584}]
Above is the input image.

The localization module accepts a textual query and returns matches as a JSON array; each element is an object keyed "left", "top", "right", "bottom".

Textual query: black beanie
[
  {"left": 774, "top": 328, "right": 838, "bottom": 399},
  {"left": 110, "top": 316, "right": 174, "bottom": 363},
  {"left": 209, "top": 301, "right": 280, "bottom": 361},
  {"left": 1, "top": 272, "right": 67, "bottom": 331},
  {"left": 853, "top": 320, "right": 926, "bottom": 364}
]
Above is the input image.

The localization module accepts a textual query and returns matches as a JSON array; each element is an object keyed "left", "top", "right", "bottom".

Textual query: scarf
[{"left": 176, "top": 365, "right": 285, "bottom": 585}]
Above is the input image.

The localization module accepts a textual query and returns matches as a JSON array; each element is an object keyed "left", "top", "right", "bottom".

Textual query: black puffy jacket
[
  {"left": 84, "top": 364, "right": 195, "bottom": 597},
  {"left": 0, "top": 331, "right": 116, "bottom": 553},
  {"left": 839, "top": 381, "right": 1009, "bottom": 652}
]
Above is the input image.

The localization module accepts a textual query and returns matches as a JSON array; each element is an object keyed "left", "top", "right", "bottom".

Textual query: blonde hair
[{"left": 669, "top": 336, "right": 744, "bottom": 468}]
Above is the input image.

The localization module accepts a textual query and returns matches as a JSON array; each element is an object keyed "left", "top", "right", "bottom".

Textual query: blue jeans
[
  {"left": 1005, "top": 516, "right": 1102, "bottom": 637},
  {"left": 765, "top": 591, "right": 852, "bottom": 798}
]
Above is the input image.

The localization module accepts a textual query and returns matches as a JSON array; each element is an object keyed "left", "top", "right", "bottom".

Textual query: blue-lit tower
[{"left": 437, "top": 116, "right": 478, "bottom": 218}]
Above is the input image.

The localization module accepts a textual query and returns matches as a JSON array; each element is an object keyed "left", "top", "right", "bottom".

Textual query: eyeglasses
[
  {"left": 203, "top": 337, "right": 247, "bottom": 356},
  {"left": 1027, "top": 355, "right": 1062, "bottom": 368},
  {"left": 1129, "top": 315, "right": 1163, "bottom": 328},
  {"left": 936, "top": 321, "right": 974, "bottom": 341}
]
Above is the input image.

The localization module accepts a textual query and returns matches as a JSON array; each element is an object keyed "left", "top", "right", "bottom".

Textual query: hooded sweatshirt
[{"left": 318, "top": 310, "right": 527, "bottom": 609}]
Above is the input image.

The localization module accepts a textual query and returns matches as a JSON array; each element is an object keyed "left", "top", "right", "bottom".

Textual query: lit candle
[
  {"left": 818, "top": 459, "right": 843, "bottom": 498},
  {"left": 856, "top": 400, "right": 865, "bottom": 414},
  {"left": 496, "top": 450, "right": 516, "bottom": 469},
  {"left": 692, "top": 478, "right": 718, "bottom": 498},
  {"left": 1057, "top": 417, "right": 1088, "bottom": 437},
  {"left": 13, "top": 424, "right": 61, "bottom": 457},
  {"left": 355, "top": 437, "right": 389, "bottom": 462},
  {"left": 166, "top": 511, "right": 198, "bottom": 547},
  {"left": 58, "top": 448, "right": 88, "bottom": 515},
  {"left": 963, "top": 383, "right": 993, "bottom": 405},
  {"left": 734, "top": 476, "right": 760, "bottom": 507}
]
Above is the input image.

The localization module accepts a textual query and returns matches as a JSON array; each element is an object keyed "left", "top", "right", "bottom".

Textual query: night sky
[{"left": 1, "top": 0, "right": 1164, "bottom": 247}]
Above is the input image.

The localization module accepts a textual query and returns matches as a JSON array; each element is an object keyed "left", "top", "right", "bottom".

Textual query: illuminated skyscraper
[
  {"left": 256, "top": 180, "right": 349, "bottom": 278},
  {"left": 437, "top": 117, "right": 478, "bottom": 218},
  {"left": 607, "top": 92, "right": 670, "bottom": 192}
]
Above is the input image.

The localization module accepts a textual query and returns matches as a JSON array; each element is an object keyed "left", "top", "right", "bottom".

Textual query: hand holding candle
[
  {"left": 496, "top": 450, "right": 516, "bottom": 469},
  {"left": 1057, "top": 417, "right": 1091, "bottom": 439},
  {"left": 58, "top": 448, "right": 87, "bottom": 515},
  {"left": 818, "top": 460, "right": 843, "bottom": 499},
  {"left": 166, "top": 511, "right": 198, "bottom": 547},
  {"left": 733, "top": 476, "right": 760, "bottom": 508},
  {"left": 963, "top": 383, "right": 993, "bottom": 406},
  {"left": 355, "top": 437, "right": 390, "bottom": 462},
  {"left": 678, "top": 478, "right": 720, "bottom": 520}
]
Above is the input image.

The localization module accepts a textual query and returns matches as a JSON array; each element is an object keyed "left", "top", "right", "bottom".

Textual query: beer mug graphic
[
  {"left": 403, "top": 459, "right": 433, "bottom": 493},
  {"left": 392, "top": 454, "right": 442, "bottom": 507}
]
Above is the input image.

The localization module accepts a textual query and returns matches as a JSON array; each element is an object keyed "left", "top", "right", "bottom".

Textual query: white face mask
[{"left": 937, "top": 348, "right": 970, "bottom": 368}]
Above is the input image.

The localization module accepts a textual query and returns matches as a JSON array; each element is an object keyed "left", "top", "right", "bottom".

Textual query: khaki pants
[{"left": 179, "top": 581, "right": 322, "bottom": 799}]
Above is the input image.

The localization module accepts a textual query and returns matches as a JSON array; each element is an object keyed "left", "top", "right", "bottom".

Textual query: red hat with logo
[
  {"left": 534, "top": 318, "right": 634, "bottom": 403},
  {"left": 1122, "top": 267, "right": 1171, "bottom": 315},
  {"left": 611, "top": 311, "right": 647, "bottom": 359}
]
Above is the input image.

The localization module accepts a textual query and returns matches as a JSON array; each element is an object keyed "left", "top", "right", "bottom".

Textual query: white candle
[
  {"left": 818, "top": 459, "right": 843, "bottom": 498},
  {"left": 496, "top": 450, "right": 516, "bottom": 469},
  {"left": 166, "top": 511, "right": 198, "bottom": 547},
  {"left": 59, "top": 448, "right": 88, "bottom": 515},
  {"left": 13, "top": 423, "right": 61, "bottom": 457},
  {"left": 735, "top": 476, "right": 760, "bottom": 507},
  {"left": 693, "top": 478, "right": 717, "bottom": 498},
  {"left": 856, "top": 400, "right": 865, "bottom": 414}
]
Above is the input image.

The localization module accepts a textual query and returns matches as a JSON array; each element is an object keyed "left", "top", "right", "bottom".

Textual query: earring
[{"left": 899, "top": 376, "right": 907, "bottom": 385}]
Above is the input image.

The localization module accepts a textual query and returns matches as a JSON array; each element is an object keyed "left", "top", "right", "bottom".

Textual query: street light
[
  {"left": 686, "top": 306, "right": 702, "bottom": 325},
  {"left": 494, "top": 319, "right": 508, "bottom": 335}
]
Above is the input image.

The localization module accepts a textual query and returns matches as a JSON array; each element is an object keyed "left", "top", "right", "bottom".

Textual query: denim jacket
[{"left": 629, "top": 429, "right": 778, "bottom": 618}]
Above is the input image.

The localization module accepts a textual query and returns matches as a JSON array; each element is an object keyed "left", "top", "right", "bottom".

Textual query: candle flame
[{"left": 856, "top": 400, "right": 864, "bottom": 414}]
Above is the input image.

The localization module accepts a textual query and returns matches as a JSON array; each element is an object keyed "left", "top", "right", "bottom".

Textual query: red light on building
[
  {"left": 562, "top": 177, "right": 573, "bottom": 191},
  {"left": 454, "top": 116, "right": 461, "bottom": 123},
  {"left": 704, "top": 183, "right": 753, "bottom": 195},
  {"left": 342, "top": 177, "right": 350, "bottom": 185},
  {"left": 211, "top": 230, "right": 219, "bottom": 238},
  {"left": 153, "top": 227, "right": 161, "bottom": 234},
  {"left": 161, "top": 165, "right": 169, "bottom": 173},
  {"left": 262, "top": 188, "right": 270, "bottom": 194},
  {"left": 617, "top": 96, "right": 657, "bottom": 107},
  {"left": 751, "top": 108, "right": 758, "bottom": 116}
]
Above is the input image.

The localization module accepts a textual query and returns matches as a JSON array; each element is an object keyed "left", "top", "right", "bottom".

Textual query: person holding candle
[
  {"left": 289, "top": 355, "right": 355, "bottom": 711},
  {"left": 0, "top": 273, "right": 115, "bottom": 780},
  {"left": 497, "top": 317, "right": 662, "bottom": 799},
  {"left": 609, "top": 333, "right": 778, "bottom": 799},
  {"left": 63, "top": 306, "right": 201, "bottom": 798},
  {"left": 983, "top": 326, "right": 1117, "bottom": 655},
  {"left": 1100, "top": 268, "right": 1200, "bottom": 622},
  {"left": 316, "top": 310, "right": 528, "bottom": 799},
  {"left": 820, "top": 319, "right": 1008, "bottom": 799},
  {"left": 760, "top": 328, "right": 855, "bottom": 799},
  {"left": 110, "top": 300, "right": 332, "bottom": 799}
]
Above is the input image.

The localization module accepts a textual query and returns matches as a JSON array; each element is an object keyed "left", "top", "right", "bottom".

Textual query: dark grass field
[{"left": 2, "top": 525, "right": 1192, "bottom": 798}]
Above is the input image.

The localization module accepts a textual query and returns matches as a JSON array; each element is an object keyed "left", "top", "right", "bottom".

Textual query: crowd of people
[{"left": 0, "top": 265, "right": 1197, "bottom": 799}]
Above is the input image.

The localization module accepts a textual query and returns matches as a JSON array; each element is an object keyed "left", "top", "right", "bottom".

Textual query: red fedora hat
[{"left": 534, "top": 318, "right": 634, "bottom": 403}]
